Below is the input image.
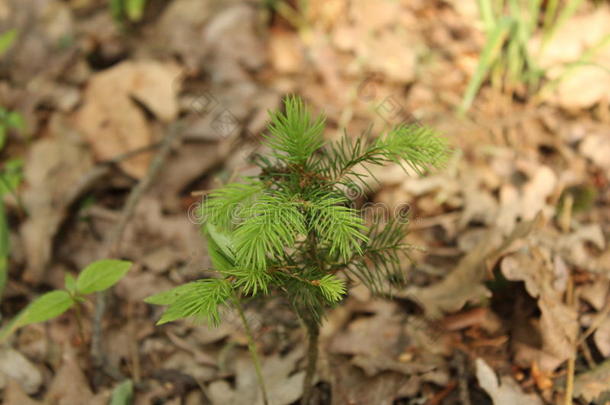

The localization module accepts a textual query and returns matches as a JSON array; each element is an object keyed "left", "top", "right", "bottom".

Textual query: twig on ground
[{"left": 91, "top": 122, "right": 183, "bottom": 379}]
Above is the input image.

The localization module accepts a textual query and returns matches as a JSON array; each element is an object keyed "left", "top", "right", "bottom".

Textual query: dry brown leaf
[
  {"left": 356, "top": 30, "right": 418, "bottom": 83},
  {"left": 553, "top": 66, "right": 610, "bottom": 110},
  {"left": 554, "top": 224, "right": 609, "bottom": 274},
  {"left": 349, "top": 0, "right": 401, "bottom": 33},
  {"left": 208, "top": 349, "right": 304, "bottom": 405},
  {"left": 115, "top": 271, "right": 174, "bottom": 303},
  {"left": 269, "top": 30, "right": 304, "bottom": 74},
  {"left": 203, "top": 4, "right": 266, "bottom": 83},
  {"left": 579, "top": 277, "right": 609, "bottom": 311},
  {"left": 595, "top": 318, "right": 610, "bottom": 357},
  {"left": 329, "top": 301, "right": 402, "bottom": 359},
  {"left": 115, "top": 197, "right": 204, "bottom": 277},
  {"left": 476, "top": 358, "right": 543, "bottom": 405},
  {"left": 20, "top": 118, "right": 94, "bottom": 282},
  {"left": 496, "top": 184, "right": 520, "bottom": 235},
  {"left": 573, "top": 358, "right": 610, "bottom": 402},
  {"left": 2, "top": 379, "right": 41, "bottom": 405},
  {"left": 330, "top": 357, "right": 422, "bottom": 405},
  {"left": 501, "top": 250, "right": 578, "bottom": 370},
  {"left": 45, "top": 345, "right": 94, "bottom": 405},
  {"left": 154, "top": 0, "right": 212, "bottom": 71},
  {"left": 329, "top": 301, "right": 445, "bottom": 377},
  {"left": 0, "top": 347, "right": 43, "bottom": 395},
  {"left": 520, "top": 165, "right": 557, "bottom": 221},
  {"left": 75, "top": 60, "right": 182, "bottom": 178},
  {"left": 534, "top": 6, "right": 610, "bottom": 109},
  {"left": 403, "top": 215, "right": 542, "bottom": 318},
  {"left": 459, "top": 174, "right": 499, "bottom": 228},
  {"left": 580, "top": 133, "right": 610, "bottom": 175}
]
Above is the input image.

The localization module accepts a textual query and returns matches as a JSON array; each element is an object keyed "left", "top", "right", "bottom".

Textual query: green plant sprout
[
  {"left": 146, "top": 96, "right": 449, "bottom": 404},
  {"left": 0, "top": 107, "right": 25, "bottom": 151},
  {"left": 0, "top": 259, "right": 132, "bottom": 342},
  {"left": 110, "top": 0, "right": 148, "bottom": 23},
  {"left": 0, "top": 103, "right": 25, "bottom": 301},
  {"left": 459, "top": 0, "right": 601, "bottom": 113},
  {"left": 0, "top": 159, "right": 23, "bottom": 301},
  {"left": 0, "top": 29, "right": 17, "bottom": 57}
]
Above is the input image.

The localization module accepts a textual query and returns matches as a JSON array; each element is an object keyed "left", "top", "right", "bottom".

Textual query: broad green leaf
[
  {"left": 0, "top": 159, "right": 24, "bottom": 196},
  {"left": 64, "top": 274, "right": 77, "bottom": 295},
  {"left": 6, "top": 111, "right": 24, "bottom": 130},
  {"left": 126, "top": 0, "right": 146, "bottom": 21},
  {"left": 110, "top": 380, "right": 133, "bottom": 405},
  {"left": 76, "top": 259, "right": 132, "bottom": 295},
  {"left": 15, "top": 290, "right": 74, "bottom": 327},
  {"left": 110, "top": 0, "right": 124, "bottom": 20},
  {"left": 0, "top": 29, "right": 17, "bottom": 56}
]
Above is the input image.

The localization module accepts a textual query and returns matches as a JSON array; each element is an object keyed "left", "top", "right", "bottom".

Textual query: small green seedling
[
  {"left": 0, "top": 118, "right": 24, "bottom": 300},
  {"left": 146, "top": 96, "right": 449, "bottom": 404},
  {"left": 0, "top": 259, "right": 132, "bottom": 342},
  {"left": 0, "top": 107, "right": 24, "bottom": 152},
  {"left": 110, "top": 0, "right": 148, "bottom": 23}
]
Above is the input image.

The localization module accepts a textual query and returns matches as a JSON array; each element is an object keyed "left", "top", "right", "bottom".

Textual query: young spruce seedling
[{"left": 146, "top": 96, "right": 449, "bottom": 405}]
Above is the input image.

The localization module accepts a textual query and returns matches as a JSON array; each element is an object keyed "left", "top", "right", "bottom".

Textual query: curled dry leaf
[
  {"left": 501, "top": 249, "right": 578, "bottom": 371},
  {"left": 75, "top": 60, "right": 182, "bottom": 178},
  {"left": 20, "top": 119, "right": 93, "bottom": 282},
  {"left": 574, "top": 359, "right": 610, "bottom": 402}
]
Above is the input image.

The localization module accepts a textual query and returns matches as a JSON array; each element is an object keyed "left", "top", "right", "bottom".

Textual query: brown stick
[{"left": 91, "top": 122, "right": 183, "bottom": 375}]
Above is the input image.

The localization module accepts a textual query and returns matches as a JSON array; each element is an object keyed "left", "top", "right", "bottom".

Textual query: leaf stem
[{"left": 74, "top": 300, "right": 86, "bottom": 344}]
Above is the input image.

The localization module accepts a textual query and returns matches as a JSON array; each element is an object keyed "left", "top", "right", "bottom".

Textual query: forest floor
[{"left": 1, "top": 0, "right": 610, "bottom": 404}]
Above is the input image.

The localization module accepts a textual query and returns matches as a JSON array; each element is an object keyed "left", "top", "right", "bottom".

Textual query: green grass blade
[
  {"left": 477, "top": 0, "right": 497, "bottom": 33},
  {"left": 459, "top": 17, "right": 512, "bottom": 114}
]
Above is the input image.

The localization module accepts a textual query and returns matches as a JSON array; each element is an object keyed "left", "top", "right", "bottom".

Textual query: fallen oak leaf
[
  {"left": 573, "top": 358, "right": 610, "bottom": 402},
  {"left": 402, "top": 214, "right": 544, "bottom": 318},
  {"left": 75, "top": 60, "right": 182, "bottom": 178}
]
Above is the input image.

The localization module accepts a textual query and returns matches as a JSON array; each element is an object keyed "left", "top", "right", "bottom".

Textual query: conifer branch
[{"left": 263, "top": 95, "right": 326, "bottom": 166}]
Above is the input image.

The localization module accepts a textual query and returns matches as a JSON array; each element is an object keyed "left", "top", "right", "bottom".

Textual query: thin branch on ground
[{"left": 91, "top": 122, "right": 184, "bottom": 378}]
